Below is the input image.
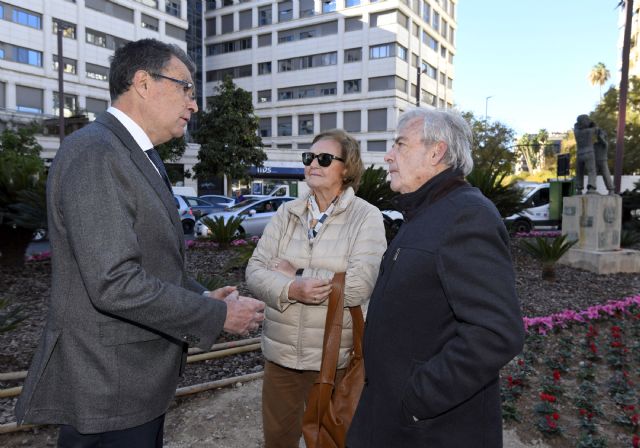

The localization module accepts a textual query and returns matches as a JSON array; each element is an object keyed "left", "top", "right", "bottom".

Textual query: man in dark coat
[
  {"left": 347, "top": 108, "right": 524, "bottom": 447},
  {"left": 15, "top": 39, "right": 265, "bottom": 447}
]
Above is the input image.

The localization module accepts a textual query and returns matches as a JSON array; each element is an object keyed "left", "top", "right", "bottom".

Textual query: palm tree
[{"left": 588, "top": 62, "right": 611, "bottom": 100}]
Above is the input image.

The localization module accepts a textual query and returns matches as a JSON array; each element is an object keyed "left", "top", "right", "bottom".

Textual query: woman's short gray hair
[{"left": 397, "top": 108, "right": 474, "bottom": 176}]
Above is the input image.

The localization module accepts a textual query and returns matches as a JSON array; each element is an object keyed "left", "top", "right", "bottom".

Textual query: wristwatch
[{"left": 295, "top": 268, "right": 304, "bottom": 277}]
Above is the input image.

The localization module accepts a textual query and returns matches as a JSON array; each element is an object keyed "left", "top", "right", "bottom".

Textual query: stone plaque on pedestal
[{"left": 561, "top": 195, "right": 621, "bottom": 251}]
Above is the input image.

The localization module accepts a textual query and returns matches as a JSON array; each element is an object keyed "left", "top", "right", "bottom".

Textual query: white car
[
  {"left": 199, "top": 194, "right": 236, "bottom": 209},
  {"left": 195, "top": 197, "right": 295, "bottom": 237},
  {"left": 381, "top": 210, "right": 403, "bottom": 232}
]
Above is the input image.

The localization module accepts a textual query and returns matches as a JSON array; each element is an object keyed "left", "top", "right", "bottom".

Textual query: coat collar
[
  {"left": 288, "top": 186, "right": 357, "bottom": 218},
  {"left": 94, "top": 112, "right": 184, "bottom": 254}
]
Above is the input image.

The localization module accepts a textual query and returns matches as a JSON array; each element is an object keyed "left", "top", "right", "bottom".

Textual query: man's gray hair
[{"left": 397, "top": 108, "right": 474, "bottom": 176}]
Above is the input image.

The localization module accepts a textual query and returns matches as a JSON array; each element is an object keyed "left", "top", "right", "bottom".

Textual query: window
[
  {"left": 422, "top": 61, "right": 436, "bottom": 79},
  {"left": 239, "top": 9, "right": 252, "bottom": 30},
  {"left": 258, "top": 33, "right": 272, "bottom": 47},
  {"left": 422, "top": 90, "right": 436, "bottom": 106},
  {"left": 422, "top": 1, "right": 430, "bottom": 23},
  {"left": 221, "top": 14, "right": 233, "bottom": 34},
  {"left": 223, "top": 0, "right": 234, "bottom": 6},
  {"left": 0, "top": 81, "right": 5, "bottom": 109},
  {"left": 278, "top": 52, "right": 337, "bottom": 72},
  {"left": 397, "top": 45, "right": 407, "bottom": 61},
  {"left": 369, "top": 75, "right": 406, "bottom": 92},
  {"left": 298, "top": 143, "right": 312, "bottom": 150},
  {"left": 412, "top": 21, "right": 420, "bottom": 38},
  {"left": 53, "top": 55, "right": 77, "bottom": 74},
  {"left": 344, "top": 48, "right": 361, "bottom": 63},
  {"left": 370, "top": 10, "right": 405, "bottom": 28},
  {"left": 440, "top": 46, "right": 447, "bottom": 58},
  {"left": 16, "top": 85, "right": 43, "bottom": 114},
  {"left": 449, "top": 1, "right": 456, "bottom": 19},
  {"left": 345, "top": 16, "right": 363, "bottom": 31},
  {"left": 422, "top": 31, "right": 438, "bottom": 51},
  {"left": 206, "top": 18, "right": 216, "bottom": 36},
  {"left": 344, "top": 79, "right": 360, "bottom": 93},
  {"left": 206, "top": 0, "right": 217, "bottom": 10},
  {"left": 345, "top": 0, "right": 360, "bottom": 7},
  {"left": 258, "top": 90, "right": 272, "bottom": 103},
  {"left": 439, "top": 72, "right": 446, "bottom": 85},
  {"left": 368, "top": 109, "right": 387, "bottom": 131},
  {"left": 208, "top": 37, "right": 252, "bottom": 55},
  {"left": 277, "top": 83, "right": 336, "bottom": 100},
  {"left": 397, "top": 11, "right": 408, "bottom": 28},
  {"left": 278, "top": 21, "right": 337, "bottom": 44},
  {"left": 449, "top": 27, "right": 455, "bottom": 44},
  {"left": 320, "top": 113, "right": 336, "bottom": 131},
  {"left": 258, "top": 5, "right": 272, "bottom": 25},
  {"left": 278, "top": 116, "right": 292, "bottom": 136},
  {"left": 53, "top": 19, "right": 76, "bottom": 39},
  {"left": 298, "top": 115, "right": 314, "bottom": 135},
  {"left": 367, "top": 140, "right": 386, "bottom": 152},
  {"left": 411, "top": 53, "right": 418, "bottom": 67},
  {"left": 343, "top": 111, "right": 361, "bottom": 132},
  {"left": 206, "top": 64, "right": 252, "bottom": 82},
  {"left": 86, "top": 0, "right": 134, "bottom": 22},
  {"left": 300, "top": 0, "right": 314, "bottom": 17},
  {"left": 166, "top": 0, "right": 180, "bottom": 17},
  {"left": 259, "top": 117, "right": 272, "bottom": 137},
  {"left": 322, "top": 0, "right": 336, "bottom": 13},
  {"left": 86, "top": 29, "right": 106, "bottom": 48},
  {"left": 432, "top": 11, "right": 440, "bottom": 32},
  {"left": 86, "top": 63, "right": 109, "bottom": 81},
  {"left": 447, "top": 77, "right": 453, "bottom": 89},
  {"left": 11, "top": 46, "right": 42, "bottom": 67},
  {"left": 11, "top": 7, "right": 41, "bottom": 29},
  {"left": 258, "top": 62, "right": 272, "bottom": 75},
  {"left": 141, "top": 14, "right": 159, "bottom": 31},
  {"left": 165, "top": 23, "right": 186, "bottom": 40},
  {"left": 411, "top": 0, "right": 420, "bottom": 15},
  {"left": 86, "top": 97, "right": 108, "bottom": 120},
  {"left": 278, "top": 1, "right": 293, "bottom": 22},
  {"left": 370, "top": 43, "right": 406, "bottom": 60}
]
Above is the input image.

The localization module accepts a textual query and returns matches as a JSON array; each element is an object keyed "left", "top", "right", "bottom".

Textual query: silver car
[{"left": 195, "top": 196, "right": 295, "bottom": 237}]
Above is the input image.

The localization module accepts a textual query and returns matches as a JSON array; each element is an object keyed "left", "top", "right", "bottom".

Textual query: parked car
[
  {"left": 178, "top": 195, "right": 226, "bottom": 219},
  {"left": 174, "top": 194, "right": 195, "bottom": 234},
  {"left": 195, "top": 196, "right": 295, "bottom": 237},
  {"left": 199, "top": 194, "right": 235, "bottom": 209}
]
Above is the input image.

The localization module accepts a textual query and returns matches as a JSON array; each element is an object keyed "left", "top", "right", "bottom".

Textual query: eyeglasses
[
  {"left": 301, "top": 152, "right": 346, "bottom": 167},
  {"left": 150, "top": 72, "right": 196, "bottom": 100}
]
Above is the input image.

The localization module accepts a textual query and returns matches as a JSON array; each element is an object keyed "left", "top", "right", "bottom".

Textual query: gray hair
[{"left": 397, "top": 108, "right": 474, "bottom": 176}]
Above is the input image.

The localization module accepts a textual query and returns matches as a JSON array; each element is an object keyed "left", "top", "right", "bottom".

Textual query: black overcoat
[{"left": 347, "top": 169, "right": 525, "bottom": 447}]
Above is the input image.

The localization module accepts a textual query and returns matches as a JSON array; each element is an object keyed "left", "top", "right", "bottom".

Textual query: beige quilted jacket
[{"left": 246, "top": 187, "right": 386, "bottom": 371}]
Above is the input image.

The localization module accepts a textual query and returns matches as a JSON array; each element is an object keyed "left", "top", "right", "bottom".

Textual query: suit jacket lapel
[{"left": 94, "top": 113, "right": 185, "bottom": 256}]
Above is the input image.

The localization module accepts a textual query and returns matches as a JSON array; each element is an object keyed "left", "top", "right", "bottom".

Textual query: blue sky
[{"left": 454, "top": 1, "right": 621, "bottom": 136}]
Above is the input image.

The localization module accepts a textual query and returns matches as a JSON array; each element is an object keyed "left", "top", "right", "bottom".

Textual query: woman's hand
[
  {"left": 288, "top": 278, "right": 332, "bottom": 305},
  {"left": 268, "top": 258, "right": 296, "bottom": 278}
]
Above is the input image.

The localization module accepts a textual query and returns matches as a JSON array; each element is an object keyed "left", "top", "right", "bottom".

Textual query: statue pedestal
[{"left": 559, "top": 194, "right": 640, "bottom": 274}]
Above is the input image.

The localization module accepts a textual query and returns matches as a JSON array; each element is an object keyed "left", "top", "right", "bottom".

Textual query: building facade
[
  {"left": 203, "top": 0, "right": 457, "bottom": 192},
  {"left": 0, "top": 0, "right": 190, "bottom": 162}
]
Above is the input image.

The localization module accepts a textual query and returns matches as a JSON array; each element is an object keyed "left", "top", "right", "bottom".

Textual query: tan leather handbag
[{"left": 302, "top": 272, "right": 365, "bottom": 448}]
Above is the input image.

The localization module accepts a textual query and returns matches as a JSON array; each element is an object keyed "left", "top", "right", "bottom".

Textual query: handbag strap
[{"left": 316, "top": 272, "right": 345, "bottom": 386}]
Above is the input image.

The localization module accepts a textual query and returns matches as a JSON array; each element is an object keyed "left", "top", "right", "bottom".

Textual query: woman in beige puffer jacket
[{"left": 246, "top": 130, "right": 386, "bottom": 448}]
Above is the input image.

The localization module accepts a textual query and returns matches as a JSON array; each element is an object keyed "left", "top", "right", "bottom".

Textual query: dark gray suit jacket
[{"left": 15, "top": 112, "right": 227, "bottom": 433}]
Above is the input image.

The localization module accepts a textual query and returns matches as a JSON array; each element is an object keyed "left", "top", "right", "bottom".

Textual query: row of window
[
  {"left": 0, "top": 42, "right": 110, "bottom": 80},
  {"left": 0, "top": 82, "right": 108, "bottom": 118},
  {"left": 258, "top": 108, "right": 388, "bottom": 138}
]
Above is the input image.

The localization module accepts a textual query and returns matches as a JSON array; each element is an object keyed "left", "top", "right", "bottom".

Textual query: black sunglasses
[
  {"left": 301, "top": 152, "right": 346, "bottom": 167},
  {"left": 149, "top": 72, "right": 196, "bottom": 100}
]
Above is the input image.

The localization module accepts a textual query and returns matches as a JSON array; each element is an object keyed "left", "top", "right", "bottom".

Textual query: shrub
[
  {"left": 520, "top": 234, "right": 577, "bottom": 280},
  {"left": 620, "top": 229, "right": 640, "bottom": 248},
  {"left": 466, "top": 166, "right": 525, "bottom": 218},
  {"left": 201, "top": 215, "right": 245, "bottom": 248},
  {"left": 356, "top": 165, "right": 397, "bottom": 210}
]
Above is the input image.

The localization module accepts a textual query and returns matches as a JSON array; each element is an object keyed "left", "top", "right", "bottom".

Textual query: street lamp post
[{"left": 485, "top": 95, "right": 493, "bottom": 122}]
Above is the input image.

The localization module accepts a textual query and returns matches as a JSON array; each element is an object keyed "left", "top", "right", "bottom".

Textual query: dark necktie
[{"left": 145, "top": 148, "right": 172, "bottom": 192}]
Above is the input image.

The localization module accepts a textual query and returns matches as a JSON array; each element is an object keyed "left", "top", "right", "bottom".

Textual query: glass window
[
  {"left": 344, "top": 48, "right": 361, "bottom": 63},
  {"left": 258, "top": 33, "right": 272, "bottom": 47},
  {"left": 53, "top": 92, "right": 78, "bottom": 117},
  {"left": 86, "top": 63, "right": 109, "bottom": 81},
  {"left": 53, "top": 55, "right": 77, "bottom": 74},
  {"left": 367, "top": 140, "right": 386, "bottom": 152},
  {"left": 259, "top": 5, "right": 272, "bottom": 25},
  {"left": 300, "top": 0, "right": 314, "bottom": 17},
  {"left": 259, "top": 117, "right": 272, "bottom": 137},
  {"left": 53, "top": 19, "right": 77, "bottom": 39},
  {"left": 258, "top": 90, "right": 272, "bottom": 103},
  {"left": 344, "top": 79, "right": 360, "bottom": 94},
  {"left": 239, "top": 9, "right": 252, "bottom": 30},
  {"left": 397, "top": 44, "right": 407, "bottom": 61},
  {"left": 343, "top": 111, "right": 361, "bottom": 133},
  {"left": 206, "top": 0, "right": 217, "bottom": 10},
  {"left": 369, "top": 44, "right": 392, "bottom": 59},
  {"left": 422, "top": 31, "right": 438, "bottom": 51},
  {"left": 166, "top": 0, "right": 180, "bottom": 17},
  {"left": 320, "top": 112, "right": 336, "bottom": 131},
  {"left": 0, "top": 81, "right": 5, "bottom": 109},
  {"left": 221, "top": 14, "right": 233, "bottom": 33},
  {"left": 12, "top": 46, "right": 42, "bottom": 67},
  {"left": 87, "top": 29, "right": 108, "bottom": 47},
  {"left": 412, "top": 21, "right": 420, "bottom": 38},
  {"left": 345, "top": 16, "right": 363, "bottom": 31},
  {"left": 12, "top": 8, "right": 42, "bottom": 29},
  {"left": 206, "top": 18, "right": 216, "bottom": 36},
  {"left": 368, "top": 109, "right": 387, "bottom": 131},
  {"left": 16, "top": 85, "right": 43, "bottom": 114},
  {"left": 345, "top": 0, "right": 360, "bottom": 6},
  {"left": 298, "top": 115, "right": 314, "bottom": 135},
  {"left": 411, "top": 53, "right": 419, "bottom": 67},
  {"left": 258, "top": 61, "right": 272, "bottom": 75},
  {"left": 322, "top": 0, "right": 336, "bottom": 13},
  {"left": 278, "top": 1, "right": 293, "bottom": 22},
  {"left": 278, "top": 116, "right": 292, "bottom": 136},
  {"left": 141, "top": 14, "right": 159, "bottom": 31},
  {"left": 422, "top": 1, "right": 430, "bottom": 23},
  {"left": 432, "top": 11, "right": 440, "bottom": 32},
  {"left": 86, "top": 97, "right": 108, "bottom": 120}
]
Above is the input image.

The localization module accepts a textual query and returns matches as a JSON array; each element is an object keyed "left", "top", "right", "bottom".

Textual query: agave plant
[
  {"left": 620, "top": 229, "right": 640, "bottom": 248},
  {"left": 201, "top": 215, "right": 245, "bottom": 249},
  {"left": 355, "top": 165, "right": 397, "bottom": 209},
  {"left": 520, "top": 235, "right": 577, "bottom": 281}
]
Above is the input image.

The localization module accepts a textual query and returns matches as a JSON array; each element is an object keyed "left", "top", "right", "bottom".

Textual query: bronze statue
[
  {"left": 594, "top": 128, "right": 614, "bottom": 194},
  {"left": 574, "top": 114, "right": 597, "bottom": 194}
]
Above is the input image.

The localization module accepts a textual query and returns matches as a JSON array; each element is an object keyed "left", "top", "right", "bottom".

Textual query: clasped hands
[
  {"left": 268, "top": 258, "right": 331, "bottom": 305},
  {"left": 206, "top": 286, "right": 265, "bottom": 336}
]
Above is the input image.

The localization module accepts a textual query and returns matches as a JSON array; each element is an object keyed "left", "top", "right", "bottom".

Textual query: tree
[
  {"left": 156, "top": 137, "right": 187, "bottom": 163},
  {"left": 516, "top": 130, "right": 554, "bottom": 173},
  {"left": 355, "top": 165, "right": 397, "bottom": 210},
  {"left": 588, "top": 62, "right": 611, "bottom": 100},
  {"left": 193, "top": 76, "right": 267, "bottom": 195},
  {"left": 0, "top": 125, "right": 47, "bottom": 267}
]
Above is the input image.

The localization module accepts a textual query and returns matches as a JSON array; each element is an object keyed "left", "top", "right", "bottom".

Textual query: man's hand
[
  {"left": 288, "top": 278, "right": 331, "bottom": 305},
  {"left": 206, "top": 286, "right": 237, "bottom": 300},
  {"left": 223, "top": 292, "right": 265, "bottom": 336}
]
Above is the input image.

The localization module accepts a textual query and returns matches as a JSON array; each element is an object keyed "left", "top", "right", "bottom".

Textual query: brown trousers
[{"left": 262, "top": 360, "right": 345, "bottom": 448}]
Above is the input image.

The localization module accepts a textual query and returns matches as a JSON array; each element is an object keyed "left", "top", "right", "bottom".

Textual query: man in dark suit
[
  {"left": 15, "top": 39, "right": 265, "bottom": 447},
  {"left": 347, "top": 108, "right": 524, "bottom": 447}
]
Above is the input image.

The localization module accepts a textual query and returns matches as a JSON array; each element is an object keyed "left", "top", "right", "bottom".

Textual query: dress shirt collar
[{"left": 106, "top": 106, "right": 154, "bottom": 151}]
